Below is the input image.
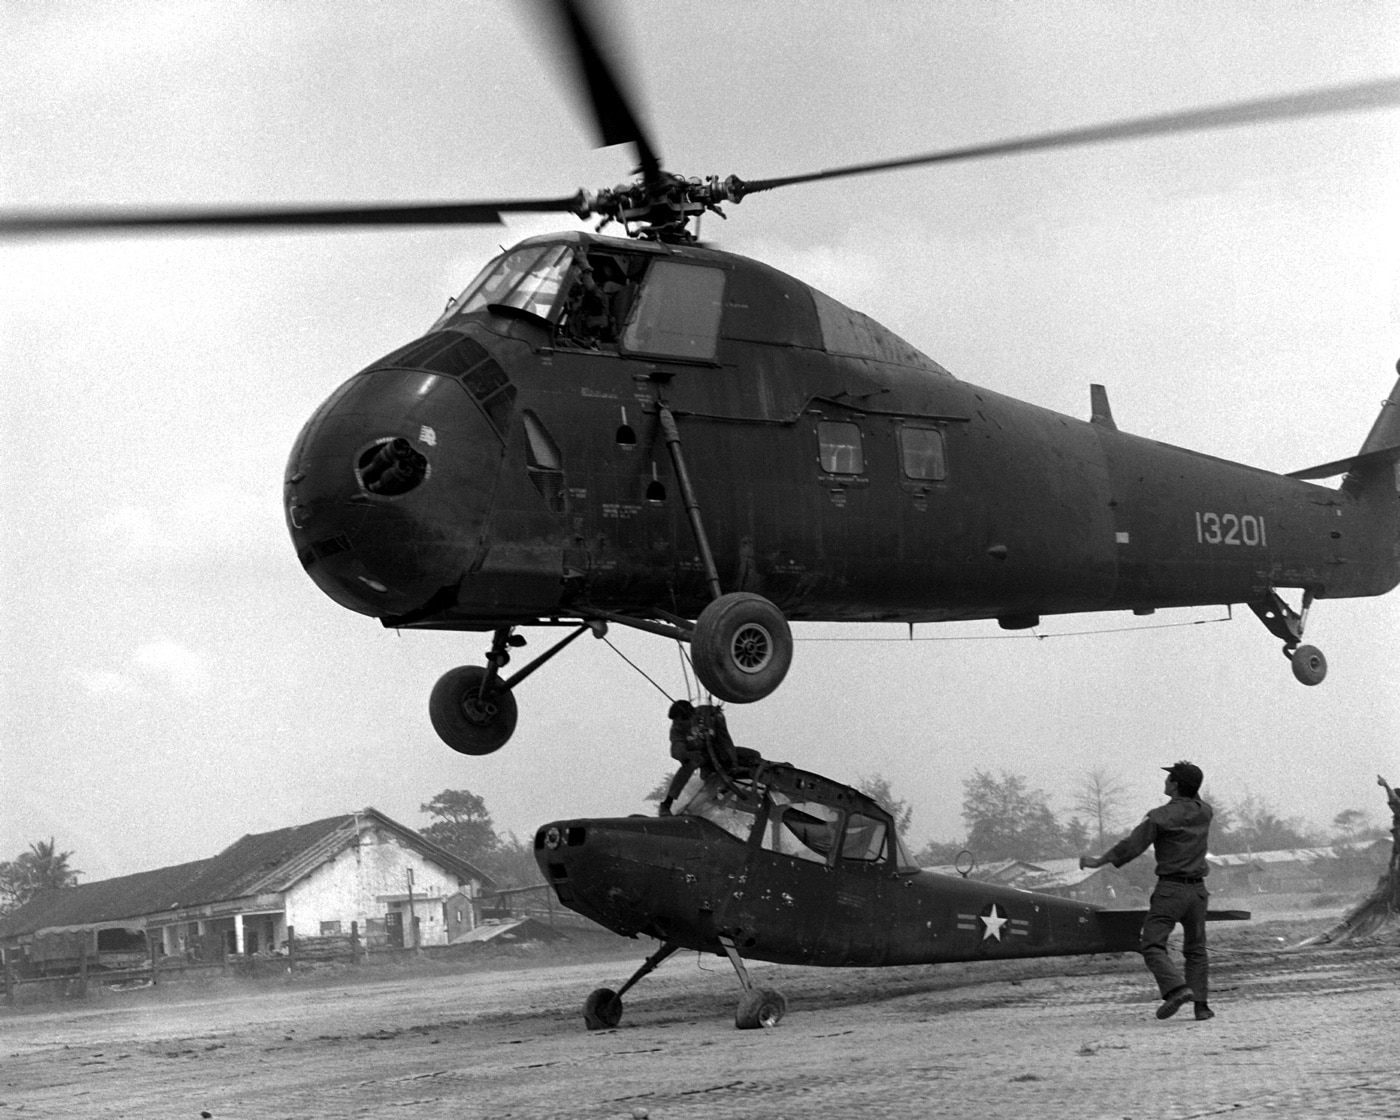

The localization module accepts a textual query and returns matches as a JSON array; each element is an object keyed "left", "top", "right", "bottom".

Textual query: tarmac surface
[{"left": 2, "top": 904, "right": 1397, "bottom": 1119}]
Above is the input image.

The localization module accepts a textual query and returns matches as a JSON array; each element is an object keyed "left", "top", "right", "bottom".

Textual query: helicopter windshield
[{"left": 439, "top": 243, "right": 574, "bottom": 324}]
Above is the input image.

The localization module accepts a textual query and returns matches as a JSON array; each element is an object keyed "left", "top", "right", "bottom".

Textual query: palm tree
[{"left": 0, "top": 838, "right": 80, "bottom": 911}]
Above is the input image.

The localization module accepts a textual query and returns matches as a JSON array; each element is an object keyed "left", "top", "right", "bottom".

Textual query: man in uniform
[
  {"left": 657, "top": 702, "right": 738, "bottom": 816},
  {"left": 1080, "top": 761, "right": 1215, "bottom": 1021}
]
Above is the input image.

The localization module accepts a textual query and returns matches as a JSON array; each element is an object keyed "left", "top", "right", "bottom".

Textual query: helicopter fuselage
[{"left": 284, "top": 231, "right": 1400, "bottom": 641}]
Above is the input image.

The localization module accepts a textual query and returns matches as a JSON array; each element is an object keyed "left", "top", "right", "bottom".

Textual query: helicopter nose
[{"left": 285, "top": 330, "right": 515, "bottom": 620}]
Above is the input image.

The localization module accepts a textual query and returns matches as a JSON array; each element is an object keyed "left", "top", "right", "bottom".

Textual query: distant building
[
  {"left": 1206, "top": 842, "right": 1389, "bottom": 895},
  {"left": 922, "top": 856, "right": 1132, "bottom": 904},
  {"left": 0, "top": 808, "right": 493, "bottom": 974}
]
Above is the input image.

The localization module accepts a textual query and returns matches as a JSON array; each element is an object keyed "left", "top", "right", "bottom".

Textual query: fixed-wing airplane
[{"left": 534, "top": 756, "right": 1247, "bottom": 1029}]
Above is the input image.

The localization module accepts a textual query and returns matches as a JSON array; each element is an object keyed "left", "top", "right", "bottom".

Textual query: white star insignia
[{"left": 980, "top": 903, "right": 1009, "bottom": 941}]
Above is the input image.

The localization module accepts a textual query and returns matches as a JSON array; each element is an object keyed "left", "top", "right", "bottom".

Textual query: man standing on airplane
[{"left": 1080, "top": 760, "right": 1215, "bottom": 1022}]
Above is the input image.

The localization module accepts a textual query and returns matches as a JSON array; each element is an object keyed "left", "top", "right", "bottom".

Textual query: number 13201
[{"left": 1195, "top": 512, "right": 1267, "bottom": 547}]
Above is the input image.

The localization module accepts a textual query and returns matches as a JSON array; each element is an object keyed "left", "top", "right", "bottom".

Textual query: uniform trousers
[{"left": 1139, "top": 878, "right": 1209, "bottom": 1000}]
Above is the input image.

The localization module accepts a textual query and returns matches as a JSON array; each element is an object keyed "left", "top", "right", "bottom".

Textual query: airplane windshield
[
  {"left": 439, "top": 244, "right": 574, "bottom": 324},
  {"left": 674, "top": 773, "right": 761, "bottom": 843},
  {"left": 674, "top": 764, "right": 919, "bottom": 871}
]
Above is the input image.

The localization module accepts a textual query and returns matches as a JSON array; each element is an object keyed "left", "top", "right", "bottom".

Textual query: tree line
[
  {"left": 4, "top": 771, "right": 1389, "bottom": 913},
  {"left": 893, "top": 767, "right": 1390, "bottom": 868}
]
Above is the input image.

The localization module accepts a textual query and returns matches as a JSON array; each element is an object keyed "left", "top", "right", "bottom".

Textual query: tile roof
[
  {"left": 0, "top": 859, "right": 210, "bottom": 938},
  {"left": 0, "top": 808, "right": 493, "bottom": 938}
]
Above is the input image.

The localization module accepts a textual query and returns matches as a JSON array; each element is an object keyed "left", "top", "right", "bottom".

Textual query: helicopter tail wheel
[
  {"left": 735, "top": 987, "right": 786, "bottom": 1030},
  {"left": 583, "top": 987, "right": 623, "bottom": 1030},
  {"left": 429, "top": 665, "right": 519, "bottom": 755},
  {"left": 691, "top": 592, "right": 793, "bottom": 704},
  {"left": 1289, "top": 644, "right": 1327, "bottom": 686}
]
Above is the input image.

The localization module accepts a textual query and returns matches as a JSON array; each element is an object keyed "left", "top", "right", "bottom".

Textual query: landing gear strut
[
  {"left": 1249, "top": 590, "right": 1327, "bottom": 686},
  {"left": 657, "top": 404, "right": 793, "bottom": 703},
  {"left": 579, "top": 937, "right": 787, "bottom": 1031},
  {"left": 582, "top": 941, "right": 680, "bottom": 1030},
  {"left": 720, "top": 935, "right": 787, "bottom": 1030},
  {"left": 429, "top": 622, "right": 605, "bottom": 755}
]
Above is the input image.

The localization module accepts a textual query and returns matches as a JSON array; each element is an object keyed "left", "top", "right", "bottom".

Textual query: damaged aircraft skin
[{"left": 535, "top": 760, "right": 1246, "bottom": 1029}]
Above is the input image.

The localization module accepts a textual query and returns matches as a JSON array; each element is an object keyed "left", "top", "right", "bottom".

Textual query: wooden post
[
  {"left": 76, "top": 936, "right": 89, "bottom": 999},
  {"left": 149, "top": 932, "right": 160, "bottom": 987},
  {"left": 286, "top": 926, "right": 296, "bottom": 974},
  {"left": 350, "top": 920, "right": 362, "bottom": 964}
]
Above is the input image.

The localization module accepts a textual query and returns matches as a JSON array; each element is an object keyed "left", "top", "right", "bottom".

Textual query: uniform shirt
[{"left": 1104, "top": 796, "right": 1213, "bottom": 878}]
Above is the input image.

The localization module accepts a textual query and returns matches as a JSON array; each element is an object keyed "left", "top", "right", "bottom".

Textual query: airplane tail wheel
[
  {"left": 691, "top": 593, "right": 793, "bottom": 704},
  {"left": 735, "top": 987, "right": 786, "bottom": 1030},
  {"left": 429, "top": 665, "right": 519, "bottom": 755},
  {"left": 583, "top": 987, "right": 622, "bottom": 1030},
  {"left": 1290, "top": 644, "right": 1327, "bottom": 686}
]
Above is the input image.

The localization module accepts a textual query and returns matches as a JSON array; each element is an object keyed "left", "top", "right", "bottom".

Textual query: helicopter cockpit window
[
  {"left": 557, "top": 250, "right": 647, "bottom": 349},
  {"left": 443, "top": 244, "right": 574, "bottom": 324},
  {"left": 840, "top": 812, "right": 889, "bottom": 863},
  {"left": 899, "top": 425, "right": 947, "bottom": 481},
  {"left": 761, "top": 792, "right": 841, "bottom": 864},
  {"left": 621, "top": 261, "right": 725, "bottom": 360},
  {"left": 675, "top": 773, "right": 760, "bottom": 843},
  {"left": 817, "top": 421, "right": 864, "bottom": 475}
]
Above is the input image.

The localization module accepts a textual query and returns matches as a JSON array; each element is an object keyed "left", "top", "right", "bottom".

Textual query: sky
[{"left": 3, "top": 2, "right": 1399, "bottom": 882}]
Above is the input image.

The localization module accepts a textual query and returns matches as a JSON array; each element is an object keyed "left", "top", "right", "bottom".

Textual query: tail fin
[
  {"left": 1344, "top": 374, "right": 1400, "bottom": 497},
  {"left": 1357, "top": 373, "right": 1400, "bottom": 457},
  {"left": 1286, "top": 374, "right": 1400, "bottom": 485}
]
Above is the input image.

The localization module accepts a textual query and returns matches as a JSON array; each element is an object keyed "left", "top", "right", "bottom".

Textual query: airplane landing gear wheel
[
  {"left": 583, "top": 987, "right": 622, "bottom": 1030},
  {"left": 691, "top": 592, "right": 793, "bottom": 704},
  {"left": 1289, "top": 644, "right": 1327, "bottom": 686},
  {"left": 735, "top": 987, "right": 786, "bottom": 1030},
  {"left": 429, "top": 665, "right": 518, "bottom": 755}
]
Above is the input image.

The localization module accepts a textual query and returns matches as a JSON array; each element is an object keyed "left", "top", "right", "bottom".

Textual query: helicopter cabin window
[
  {"left": 621, "top": 261, "right": 725, "bottom": 360},
  {"left": 817, "top": 421, "right": 864, "bottom": 475},
  {"left": 840, "top": 813, "right": 889, "bottom": 864},
  {"left": 447, "top": 243, "right": 574, "bottom": 323},
  {"left": 761, "top": 793, "right": 841, "bottom": 864},
  {"left": 899, "top": 425, "right": 946, "bottom": 481}
]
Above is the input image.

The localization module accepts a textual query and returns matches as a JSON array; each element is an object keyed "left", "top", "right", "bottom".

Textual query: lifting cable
[{"left": 601, "top": 633, "right": 676, "bottom": 701}]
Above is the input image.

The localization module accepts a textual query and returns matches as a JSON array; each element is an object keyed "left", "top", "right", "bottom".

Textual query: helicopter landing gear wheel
[
  {"left": 583, "top": 987, "right": 623, "bottom": 1030},
  {"left": 1289, "top": 644, "right": 1327, "bottom": 686},
  {"left": 691, "top": 592, "right": 793, "bottom": 704},
  {"left": 735, "top": 987, "right": 786, "bottom": 1030},
  {"left": 429, "top": 665, "right": 518, "bottom": 755}
]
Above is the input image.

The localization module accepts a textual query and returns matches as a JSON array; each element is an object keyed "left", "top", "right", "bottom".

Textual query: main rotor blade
[
  {"left": 543, "top": 0, "right": 662, "bottom": 184},
  {"left": 742, "top": 77, "right": 1400, "bottom": 196},
  {"left": 0, "top": 196, "right": 588, "bottom": 237}
]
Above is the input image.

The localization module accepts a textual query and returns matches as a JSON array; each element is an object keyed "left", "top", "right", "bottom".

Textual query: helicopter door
[{"left": 806, "top": 415, "right": 881, "bottom": 598}]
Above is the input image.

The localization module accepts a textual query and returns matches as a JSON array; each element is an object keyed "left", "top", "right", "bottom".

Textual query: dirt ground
[{"left": 3, "top": 898, "right": 1397, "bottom": 1120}]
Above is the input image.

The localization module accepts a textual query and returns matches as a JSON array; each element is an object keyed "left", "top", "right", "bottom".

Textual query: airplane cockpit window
[
  {"left": 817, "top": 421, "right": 865, "bottom": 475},
  {"left": 621, "top": 261, "right": 725, "bottom": 360},
  {"left": 675, "top": 773, "right": 760, "bottom": 843},
  {"left": 840, "top": 812, "right": 889, "bottom": 863},
  {"left": 440, "top": 244, "right": 574, "bottom": 324},
  {"left": 761, "top": 792, "right": 841, "bottom": 864}
]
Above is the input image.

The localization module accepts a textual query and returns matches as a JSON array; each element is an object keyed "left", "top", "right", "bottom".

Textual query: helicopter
[
  {"left": 5, "top": 3, "right": 1400, "bottom": 759},
  {"left": 533, "top": 755, "right": 1249, "bottom": 1030}
]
